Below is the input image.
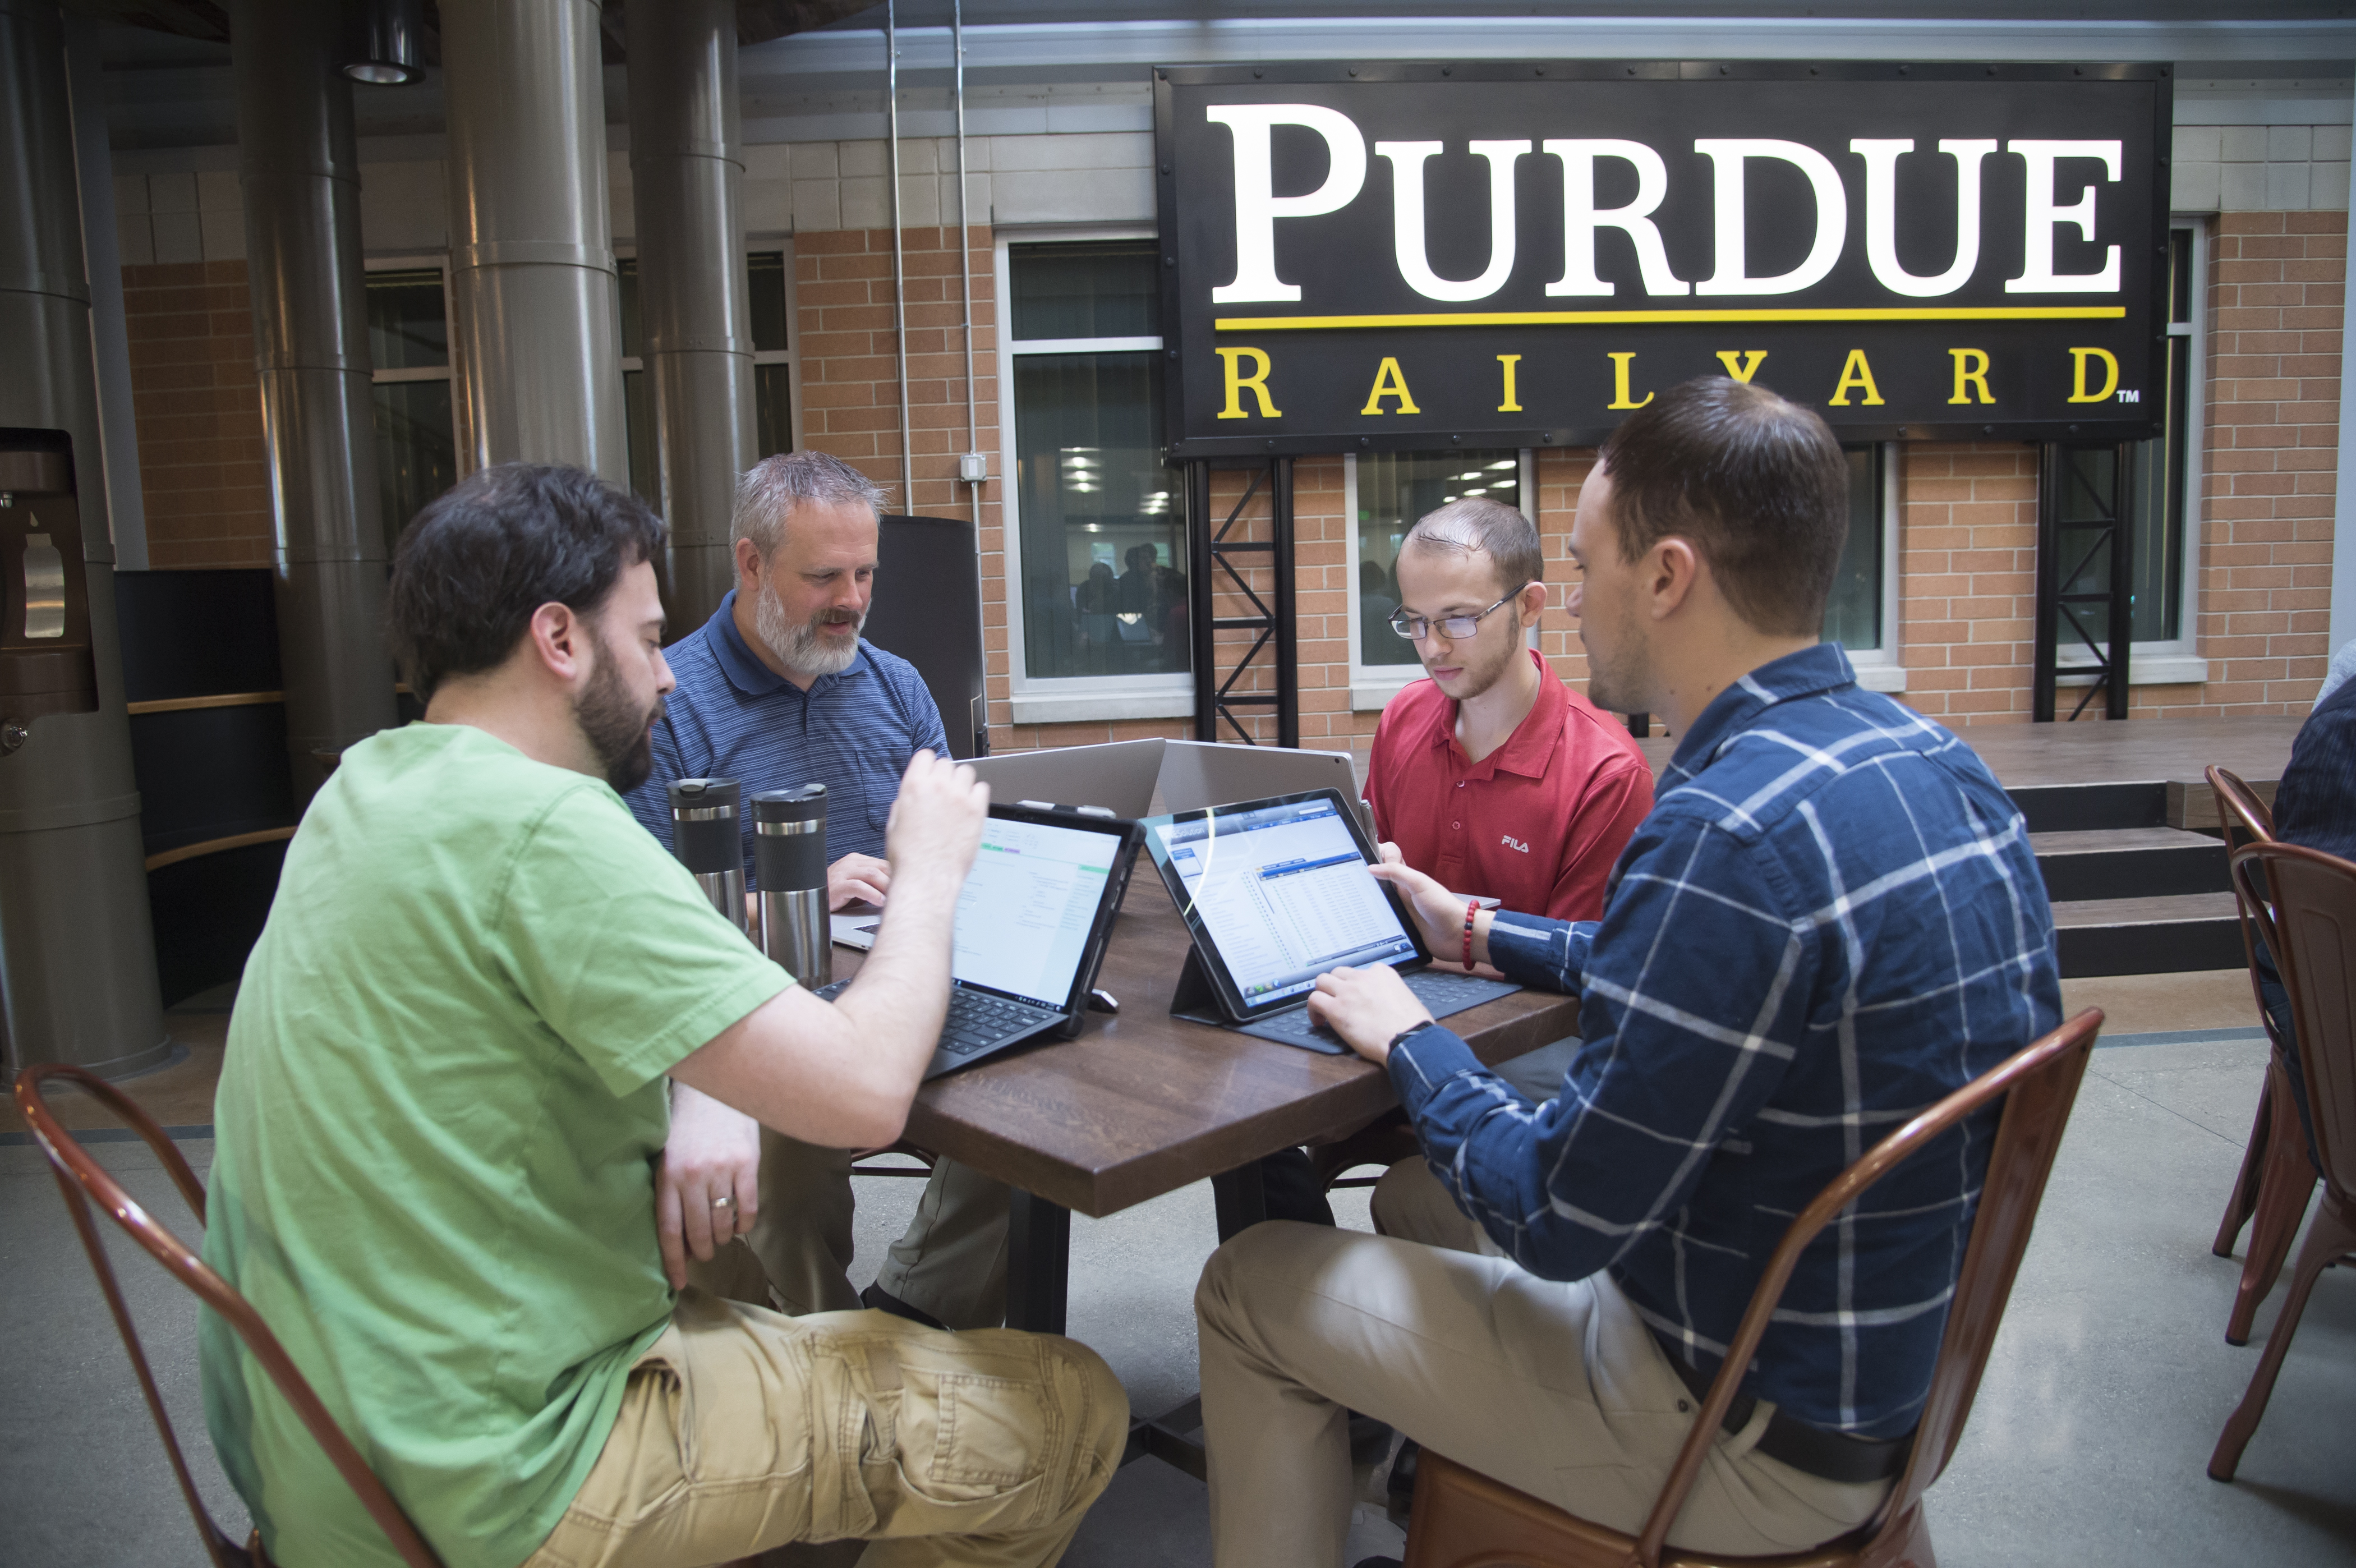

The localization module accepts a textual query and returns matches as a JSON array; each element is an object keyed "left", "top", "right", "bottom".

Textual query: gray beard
[{"left": 754, "top": 581, "right": 863, "bottom": 678}]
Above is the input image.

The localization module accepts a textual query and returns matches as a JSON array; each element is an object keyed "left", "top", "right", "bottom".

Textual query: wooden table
[{"left": 837, "top": 893, "right": 1580, "bottom": 1334}]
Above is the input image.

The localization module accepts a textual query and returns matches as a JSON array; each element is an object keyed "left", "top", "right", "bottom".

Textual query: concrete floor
[{"left": 5, "top": 968, "right": 2352, "bottom": 1567}]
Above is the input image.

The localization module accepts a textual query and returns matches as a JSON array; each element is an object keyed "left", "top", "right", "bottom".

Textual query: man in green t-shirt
[{"left": 200, "top": 464, "right": 1126, "bottom": 1568}]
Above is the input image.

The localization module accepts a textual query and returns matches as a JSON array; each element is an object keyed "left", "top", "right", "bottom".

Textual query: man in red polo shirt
[{"left": 1365, "top": 496, "right": 1653, "bottom": 926}]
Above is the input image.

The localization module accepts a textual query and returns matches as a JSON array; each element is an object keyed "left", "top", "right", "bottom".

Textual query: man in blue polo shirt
[{"left": 627, "top": 450, "right": 1009, "bottom": 1330}]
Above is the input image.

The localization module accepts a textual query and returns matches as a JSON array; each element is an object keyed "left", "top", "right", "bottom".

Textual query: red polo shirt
[{"left": 1364, "top": 650, "right": 1654, "bottom": 922}]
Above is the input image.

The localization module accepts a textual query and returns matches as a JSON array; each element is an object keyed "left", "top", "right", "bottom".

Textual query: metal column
[
  {"left": 626, "top": 0, "right": 756, "bottom": 634},
  {"left": 1185, "top": 457, "right": 1298, "bottom": 747},
  {"left": 232, "top": 0, "right": 398, "bottom": 803},
  {"left": 441, "top": 0, "right": 628, "bottom": 485},
  {"left": 0, "top": 0, "right": 168, "bottom": 1078},
  {"left": 2032, "top": 443, "right": 2136, "bottom": 723}
]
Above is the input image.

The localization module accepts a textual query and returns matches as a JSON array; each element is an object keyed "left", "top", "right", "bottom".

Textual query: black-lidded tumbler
[
  {"left": 753, "top": 784, "right": 830, "bottom": 986},
  {"left": 668, "top": 778, "right": 747, "bottom": 936}
]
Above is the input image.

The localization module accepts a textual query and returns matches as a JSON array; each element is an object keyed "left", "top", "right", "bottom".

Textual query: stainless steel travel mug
[
  {"left": 668, "top": 778, "right": 747, "bottom": 935},
  {"left": 753, "top": 785, "right": 831, "bottom": 987}
]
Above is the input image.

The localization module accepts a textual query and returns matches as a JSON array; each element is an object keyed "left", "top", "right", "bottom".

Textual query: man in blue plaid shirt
[{"left": 1196, "top": 378, "right": 2062, "bottom": 1565}]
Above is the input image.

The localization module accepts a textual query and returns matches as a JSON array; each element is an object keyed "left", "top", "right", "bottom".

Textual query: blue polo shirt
[{"left": 624, "top": 590, "right": 948, "bottom": 880}]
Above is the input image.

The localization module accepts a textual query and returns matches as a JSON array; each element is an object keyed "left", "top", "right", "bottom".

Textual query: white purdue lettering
[
  {"left": 1851, "top": 138, "right": 1996, "bottom": 297},
  {"left": 1206, "top": 104, "right": 1368, "bottom": 304},
  {"left": 1375, "top": 139, "right": 1531, "bottom": 302},
  {"left": 2005, "top": 139, "right": 2122, "bottom": 293},
  {"left": 1695, "top": 139, "right": 1848, "bottom": 296},
  {"left": 1543, "top": 139, "right": 1690, "bottom": 297}
]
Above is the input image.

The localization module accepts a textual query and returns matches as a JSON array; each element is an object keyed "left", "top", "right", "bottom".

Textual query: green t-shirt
[{"left": 200, "top": 722, "right": 792, "bottom": 1568}]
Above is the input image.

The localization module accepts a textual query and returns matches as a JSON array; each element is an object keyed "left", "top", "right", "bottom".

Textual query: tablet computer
[{"left": 1142, "top": 789, "right": 1515, "bottom": 1049}]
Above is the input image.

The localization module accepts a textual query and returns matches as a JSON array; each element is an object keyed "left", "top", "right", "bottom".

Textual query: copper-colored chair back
[
  {"left": 2207, "top": 765, "right": 2275, "bottom": 851},
  {"left": 2208, "top": 766, "right": 2283, "bottom": 1044},
  {"left": 1406, "top": 1009, "right": 2104, "bottom": 1568},
  {"left": 2231, "top": 844, "right": 2356, "bottom": 1199},
  {"left": 2210, "top": 842, "right": 2356, "bottom": 1479},
  {"left": 2203, "top": 765, "right": 2313, "bottom": 1314},
  {"left": 13, "top": 1064, "right": 447, "bottom": 1568}
]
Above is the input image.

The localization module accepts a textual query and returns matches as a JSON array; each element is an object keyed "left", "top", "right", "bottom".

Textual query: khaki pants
[
  {"left": 523, "top": 1291, "right": 1126, "bottom": 1568},
  {"left": 691, "top": 1129, "right": 1010, "bottom": 1327},
  {"left": 1193, "top": 1162, "right": 1892, "bottom": 1568}
]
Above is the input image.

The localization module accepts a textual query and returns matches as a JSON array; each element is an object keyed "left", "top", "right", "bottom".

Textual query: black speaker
[{"left": 864, "top": 514, "right": 988, "bottom": 759}]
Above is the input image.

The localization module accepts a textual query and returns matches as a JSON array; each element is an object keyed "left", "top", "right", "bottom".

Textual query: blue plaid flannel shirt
[{"left": 1388, "top": 643, "right": 2062, "bottom": 1438}]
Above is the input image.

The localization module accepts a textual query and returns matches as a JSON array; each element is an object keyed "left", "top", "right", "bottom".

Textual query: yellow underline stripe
[{"left": 1212, "top": 306, "right": 2129, "bottom": 331}]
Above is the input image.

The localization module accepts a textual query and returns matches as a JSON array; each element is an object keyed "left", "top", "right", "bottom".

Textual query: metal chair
[
  {"left": 1401, "top": 1009, "right": 2104, "bottom": 1568},
  {"left": 2210, "top": 843, "right": 2356, "bottom": 1481},
  {"left": 13, "top": 1063, "right": 445, "bottom": 1568},
  {"left": 2205, "top": 764, "right": 2321, "bottom": 1344}
]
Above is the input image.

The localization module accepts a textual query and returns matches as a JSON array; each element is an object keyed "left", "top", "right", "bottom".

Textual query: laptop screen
[
  {"left": 1153, "top": 795, "right": 1416, "bottom": 1009},
  {"left": 952, "top": 813, "right": 1122, "bottom": 1009}
]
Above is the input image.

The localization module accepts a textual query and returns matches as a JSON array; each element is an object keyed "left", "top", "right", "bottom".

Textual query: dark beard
[{"left": 576, "top": 640, "right": 661, "bottom": 793}]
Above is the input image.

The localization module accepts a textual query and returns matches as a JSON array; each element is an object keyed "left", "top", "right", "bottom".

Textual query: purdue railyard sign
[{"left": 1152, "top": 62, "right": 2171, "bottom": 457}]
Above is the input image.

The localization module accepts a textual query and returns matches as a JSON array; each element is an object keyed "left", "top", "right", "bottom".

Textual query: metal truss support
[
  {"left": 2033, "top": 442, "right": 2135, "bottom": 723},
  {"left": 1185, "top": 457, "right": 1297, "bottom": 747}
]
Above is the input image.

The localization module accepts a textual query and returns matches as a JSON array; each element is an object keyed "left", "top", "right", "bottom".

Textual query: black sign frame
[{"left": 1153, "top": 60, "right": 2173, "bottom": 458}]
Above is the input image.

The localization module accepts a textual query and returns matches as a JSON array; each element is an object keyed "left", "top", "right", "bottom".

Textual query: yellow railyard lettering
[
  {"left": 1948, "top": 348, "right": 1995, "bottom": 405},
  {"left": 1496, "top": 353, "right": 1523, "bottom": 412},
  {"left": 1216, "top": 347, "right": 1282, "bottom": 419},
  {"left": 2067, "top": 346, "right": 2120, "bottom": 403},
  {"left": 1827, "top": 348, "right": 1886, "bottom": 407},
  {"left": 1361, "top": 356, "right": 1421, "bottom": 415},
  {"left": 1606, "top": 351, "right": 1653, "bottom": 410},
  {"left": 1714, "top": 350, "right": 1768, "bottom": 383}
]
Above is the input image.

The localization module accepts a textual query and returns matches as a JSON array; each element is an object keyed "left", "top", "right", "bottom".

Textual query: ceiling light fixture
[{"left": 343, "top": 0, "right": 426, "bottom": 84}]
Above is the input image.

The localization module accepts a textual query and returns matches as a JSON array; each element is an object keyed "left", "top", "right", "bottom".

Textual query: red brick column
[
  {"left": 1896, "top": 442, "right": 2041, "bottom": 725},
  {"left": 2177, "top": 210, "right": 2344, "bottom": 715}
]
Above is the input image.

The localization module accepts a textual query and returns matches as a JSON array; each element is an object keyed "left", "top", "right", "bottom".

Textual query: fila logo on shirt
[{"left": 1502, "top": 834, "right": 1530, "bottom": 854}]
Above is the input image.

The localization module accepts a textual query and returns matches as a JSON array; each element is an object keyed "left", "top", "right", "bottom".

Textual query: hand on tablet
[
  {"left": 1306, "top": 963, "right": 1434, "bottom": 1066},
  {"left": 1366, "top": 858, "right": 1469, "bottom": 958}
]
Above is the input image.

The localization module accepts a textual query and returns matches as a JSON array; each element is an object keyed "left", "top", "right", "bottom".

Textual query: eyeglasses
[{"left": 1388, "top": 585, "right": 1529, "bottom": 642}]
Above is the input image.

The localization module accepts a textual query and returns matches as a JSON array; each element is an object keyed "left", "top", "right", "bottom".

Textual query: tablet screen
[
  {"left": 952, "top": 813, "right": 1124, "bottom": 1009},
  {"left": 1153, "top": 794, "right": 1416, "bottom": 1010}
]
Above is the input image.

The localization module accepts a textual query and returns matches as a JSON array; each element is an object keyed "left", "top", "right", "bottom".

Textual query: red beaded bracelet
[{"left": 1462, "top": 900, "right": 1478, "bottom": 970}]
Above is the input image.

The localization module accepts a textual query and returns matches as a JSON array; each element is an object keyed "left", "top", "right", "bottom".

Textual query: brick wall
[
  {"left": 2159, "top": 210, "right": 2344, "bottom": 715},
  {"left": 1893, "top": 443, "right": 2041, "bottom": 724},
  {"left": 791, "top": 224, "right": 1018, "bottom": 742},
  {"left": 119, "top": 259, "right": 272, "bottom": 569}
]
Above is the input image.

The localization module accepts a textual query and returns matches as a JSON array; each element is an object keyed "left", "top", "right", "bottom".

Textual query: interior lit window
[
  {"left": 363, "top": 266, "right": 456, "bottom": 558},
  {"left": 1352, "top": 450, "right": 1523, "bottom": 670},
  {"left": 1005, "top": 240, "right": 1188, "bottom": 682},
  {"left": 618, "top": 247, "right": 800, "bottom": 504}
]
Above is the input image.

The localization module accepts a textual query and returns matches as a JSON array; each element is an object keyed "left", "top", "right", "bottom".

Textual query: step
[
  {"left": 2049, "top": 892, "right": 2244, "bottom": 978},
  {"left": 2030, "top": 826, "right": 2229, "bottom": 903},
  {"left": 2005, "top": 780, "right": 2168, "bottom": 834}
]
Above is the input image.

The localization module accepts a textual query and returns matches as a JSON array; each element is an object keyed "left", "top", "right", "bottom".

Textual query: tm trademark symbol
[{"left": 2117, "top": 389, "right": 2141, "bottom": 403}]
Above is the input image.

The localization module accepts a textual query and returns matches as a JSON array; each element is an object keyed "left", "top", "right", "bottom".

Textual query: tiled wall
[
  {"left": 2172, "top": 125, "right": 2352, "bottom": 214},
  {"left": 118, "top": 259, "right": 272, "bottom": 569}
]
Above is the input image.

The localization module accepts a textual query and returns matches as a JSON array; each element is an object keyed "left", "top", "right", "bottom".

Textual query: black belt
[{"left": 1656, "top": 1341, "right": 1913, "bottom": 1487}]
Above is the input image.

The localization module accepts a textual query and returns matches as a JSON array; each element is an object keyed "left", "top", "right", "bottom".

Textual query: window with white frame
[
  {"left": 997, "top": 233, "right": 1193, "bottom": 723},
  {"left": 1346, "top": 449, "right": 1531, "bottom": 707},
  {"left": 2054, "top": 220, "right": 2205, "bottom": 685},
  {"left": 1830, "top": 443, "right": 1903, "bottom": 690},
  {"left": 618, "top": 246, "right": 803, "bottom": 503},
  {"left": 1345, "top": 442, "right": 1900, "bottom": 707},
  {"left": 364, "top": 261, "right": 457, "bottom": 558}
]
